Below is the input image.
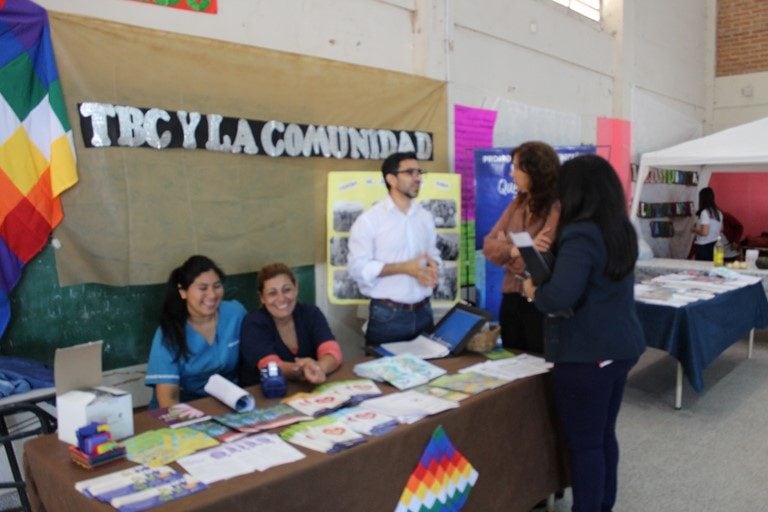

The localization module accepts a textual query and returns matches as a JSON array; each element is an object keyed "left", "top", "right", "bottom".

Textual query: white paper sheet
[{"left": 203, "top": 374, "right": 255, "bottom": 412}]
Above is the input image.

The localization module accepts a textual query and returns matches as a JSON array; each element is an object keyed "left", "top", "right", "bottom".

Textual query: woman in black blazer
[{"left": 523, "top": 154, "right": 645, "bottom": 512}]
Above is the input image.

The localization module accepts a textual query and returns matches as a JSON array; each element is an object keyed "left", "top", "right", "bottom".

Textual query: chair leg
[{"left": 0, "top": 416, "right": 31, "bottom": 512}]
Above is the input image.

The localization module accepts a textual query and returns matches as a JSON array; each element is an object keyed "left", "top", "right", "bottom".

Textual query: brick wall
[{"left": 717, "top": 0, "right": 768, "bottom": 76}]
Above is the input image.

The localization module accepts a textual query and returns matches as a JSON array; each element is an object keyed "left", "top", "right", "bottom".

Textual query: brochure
[
  {"left": 412, "top": 384, "right": 469, "bottom": 402},
  {"left": 122, "top": 427, "right": 219, "bottom": 467},
  {"left": 280, "top": 416, "right": 366, "bottom": 454},
  {"left": 353, "top": 354, "right": 447, "bottom": 390},
  {"left": 186, "top": 419, "right": 247, "bottom": 443},
  {"left": 358, "top": 390, "right": 459, "bottom": 424},
  {"left": 109, "top": 474, "right": 207, "bottom": 512},
  {"left": 177, "top": 433, "right": 306, "bottom": 483},
  {"left": 328, "top": 406, "right": 400, "bottom": 436},
  {"left": 213, "top": 403, "right": 312, "bottom": 434},
  {"left": 75, "top": 465, "right": 176, "bottom": 498},
  {"left": 314, "top": 379, "right": 382, "bottom": 406},
  {"left": 428, "top": 371, "right": 508, "bottom": 394},
  {"left": 148, "top": 403, "right": 210, "bottom": 429}
]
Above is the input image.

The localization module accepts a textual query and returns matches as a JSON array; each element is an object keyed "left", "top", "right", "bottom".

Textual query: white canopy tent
[{"left": 630, "top": 117, "right": 768, "bottom": 257}]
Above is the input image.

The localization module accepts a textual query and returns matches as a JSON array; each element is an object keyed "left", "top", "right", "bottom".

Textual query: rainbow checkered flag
[
  {"left": 395, "top": 426, "right": 479, "bottom": 512},
  {"left": 0, "top": 0, "right": 78, "bottom": 334}
]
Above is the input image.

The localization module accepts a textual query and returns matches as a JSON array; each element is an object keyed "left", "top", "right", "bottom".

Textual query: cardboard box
[{"left": 55, "top": 341, "right": 134, "bottom": 445}]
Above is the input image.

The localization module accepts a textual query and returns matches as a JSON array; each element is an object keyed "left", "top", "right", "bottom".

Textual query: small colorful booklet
[
  {"left": 148, "top": 403, "right": 210, "bottom": 429},
  {"left": 280, "top": 416, "right": 366, "bottom": 454},
  {"left": 213, "top": 403, "right": 312, "bottom": 434},
  {"left": 353, "top": 354, "right": 447, "bottom": 390}
]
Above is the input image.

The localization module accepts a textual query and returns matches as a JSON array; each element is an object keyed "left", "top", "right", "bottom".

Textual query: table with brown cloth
[{"left": 23, "top": 354, "right": 568, "bottom": 512}]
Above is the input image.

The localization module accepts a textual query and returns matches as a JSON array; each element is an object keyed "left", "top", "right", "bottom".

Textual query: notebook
[{"left": 374, "top": 303, "right": 492, "bottom": 359}]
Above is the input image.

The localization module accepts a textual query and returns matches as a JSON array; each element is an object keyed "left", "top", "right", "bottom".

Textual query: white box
[{"left": 55, "top": 341, "right": 134, "bottom": 445}]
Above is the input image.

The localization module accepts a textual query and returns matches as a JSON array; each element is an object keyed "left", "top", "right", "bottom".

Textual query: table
[
  {"left": 636, "top": 258, "right": 768, "bottom": 298},
  {"left": 635, "top": 281, "right": 768, "bottom": 408},
  {"left": 23, "top": 356, "right": 568, "bottom": 512}
]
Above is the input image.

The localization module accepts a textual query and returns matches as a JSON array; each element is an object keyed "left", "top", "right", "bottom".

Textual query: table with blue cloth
[{"left": 635, "top": 280, "right": 768, "bottom": 408}]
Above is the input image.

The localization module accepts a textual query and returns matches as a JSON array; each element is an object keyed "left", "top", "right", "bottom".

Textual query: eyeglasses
[{"left": 395, "top": 168, "right": 427, "bottom": 177}]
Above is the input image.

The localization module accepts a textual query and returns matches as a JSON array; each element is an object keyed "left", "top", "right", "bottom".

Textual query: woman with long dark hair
[
  {"left": 482, "top": 141, "right": 561, "bottom": 353},
  {"left": 523, "top": 154, "right": 645, "bottom": 512},
  {"left": 691, "top": 187, "right": 723, "bottom": 261},
  {"left": 145, "top": 255, "right": 246, "bottom": 408}
]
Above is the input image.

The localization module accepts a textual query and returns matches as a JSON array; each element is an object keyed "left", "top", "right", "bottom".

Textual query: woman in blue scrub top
[{"left": 145, "top": 255, "right": 246, "bottom": 408}]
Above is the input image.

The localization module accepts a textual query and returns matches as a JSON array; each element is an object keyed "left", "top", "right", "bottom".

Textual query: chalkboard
[{"left": 0, "top": 243, "right": 315, "bottom": 371}]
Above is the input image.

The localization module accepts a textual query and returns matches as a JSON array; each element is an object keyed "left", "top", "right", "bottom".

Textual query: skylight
[{"left": 549, "top": 0, "right": 601, "bottom": 22}]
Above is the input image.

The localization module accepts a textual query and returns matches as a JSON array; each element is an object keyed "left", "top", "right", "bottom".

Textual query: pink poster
[
  {"left": 453, "top": 105, "right": 497, "bottom": 220},
  {"left": 596, "top": 117, "right": 632, "bottom": 209}
]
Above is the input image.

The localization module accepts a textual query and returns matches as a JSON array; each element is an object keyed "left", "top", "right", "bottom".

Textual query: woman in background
[
  {"left": 239, "top": 263, "right": 342, "bottom": 386},
  {"left": 523, "top": 155, "right": 646, "bottom": 512},
  {"left": 145, "top": 255, "right": 246, "bottom": 408},
  {"left": 692, "top": 187, "right": 723, "bottom": 261},
  {"left": 482, "top": 141, "right": 560, "bottom": 353}
]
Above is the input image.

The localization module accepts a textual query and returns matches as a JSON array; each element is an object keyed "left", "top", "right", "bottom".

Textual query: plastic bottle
[{"left": 713, "top": 235, "right": 725, "bottom": 267}]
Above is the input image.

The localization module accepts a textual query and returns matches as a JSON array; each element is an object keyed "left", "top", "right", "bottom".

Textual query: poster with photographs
[{"left": 327, "top": 171, "right": 461, "bottom": 305}]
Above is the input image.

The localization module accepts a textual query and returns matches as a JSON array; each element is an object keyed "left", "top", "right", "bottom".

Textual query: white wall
[{"left": 713, "top": 71, "right": 768, "bottom": 130}]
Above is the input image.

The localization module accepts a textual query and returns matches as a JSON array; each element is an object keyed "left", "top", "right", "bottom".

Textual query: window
[{"left": 549, "top": 0, "right": 601, "bottom": 22}]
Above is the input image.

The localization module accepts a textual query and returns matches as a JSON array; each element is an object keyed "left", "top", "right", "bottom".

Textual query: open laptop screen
[{"left": 431, "top": 306, "right": 488, "bottom": 352}]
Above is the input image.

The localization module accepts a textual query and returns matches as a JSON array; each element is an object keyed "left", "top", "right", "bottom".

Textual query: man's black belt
[{"left": 371, "top": 297, "right": 430, "bottom": 312}]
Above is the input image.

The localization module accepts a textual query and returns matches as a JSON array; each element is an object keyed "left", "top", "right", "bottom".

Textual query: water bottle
[{"left": 713, "top": 236, "right": 725, "bottom": 267}]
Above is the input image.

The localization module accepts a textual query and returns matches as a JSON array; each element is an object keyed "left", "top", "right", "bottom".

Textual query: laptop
[{"left": 374, "top": 302, "right": 492, "bottom": 359}]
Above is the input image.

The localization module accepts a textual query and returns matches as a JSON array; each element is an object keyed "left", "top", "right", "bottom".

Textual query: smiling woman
[
  {"left": 144, "top": 255, "right": 246, "bottom": 409},
  {"left": 239, "top": 263, "right": 343, "bottom": 386}
]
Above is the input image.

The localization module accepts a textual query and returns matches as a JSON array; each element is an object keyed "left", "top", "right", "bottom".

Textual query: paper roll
[{"left": 203, "top": 374, "right": 255, "bottom": 412}]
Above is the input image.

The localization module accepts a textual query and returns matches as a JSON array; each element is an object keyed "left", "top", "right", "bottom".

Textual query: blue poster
[{"left": 474, "top": 145, "right": 595, "bottom": 319}]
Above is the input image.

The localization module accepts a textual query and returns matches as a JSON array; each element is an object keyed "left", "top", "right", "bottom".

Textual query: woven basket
[{"left": 466, "top": 323, "right": 501, "bottom": 353}]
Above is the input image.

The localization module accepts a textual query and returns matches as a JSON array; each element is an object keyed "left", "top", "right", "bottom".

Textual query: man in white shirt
[{"left": 348, "top": 152, "right": 442, "bottom": 346}]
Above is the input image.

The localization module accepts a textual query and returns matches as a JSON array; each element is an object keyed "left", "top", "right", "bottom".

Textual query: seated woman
[
  {"left": 145, "top": 255, "right": 246, "bottom": 408},
  {"left": 239, "top": 263, "right": 342, "bottom": 386}
]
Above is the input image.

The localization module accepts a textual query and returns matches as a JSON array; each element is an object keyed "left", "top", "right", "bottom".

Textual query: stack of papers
[
  {"left": 459, "top": 354, "right": 552, "bottom": 382},
  {"left": 280, "top": 416, "right": 367, "bottom": 453},
  {"left": 358, "top": 390, "right": 459, "bottom": 424},
  {"left": 75, "top": 465, "right": 207, "bottom": 512},
  {"left": 378, "top": 335, "right": 451, "bottom": 359},
  {"left": 177, "top": 433, "right": 305, "bottom": 484},
  {"left": 353, "top": 354, "right": 447, "bottom": 390},
  {"left": 635, "top": 270, "right": 761, "bottom": 307},
  {"left": 314, "top": 379, "right": 383, "bottom": 406},
  {"left": 283, "top": 379, "right": 383, "bottom": 417}
]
